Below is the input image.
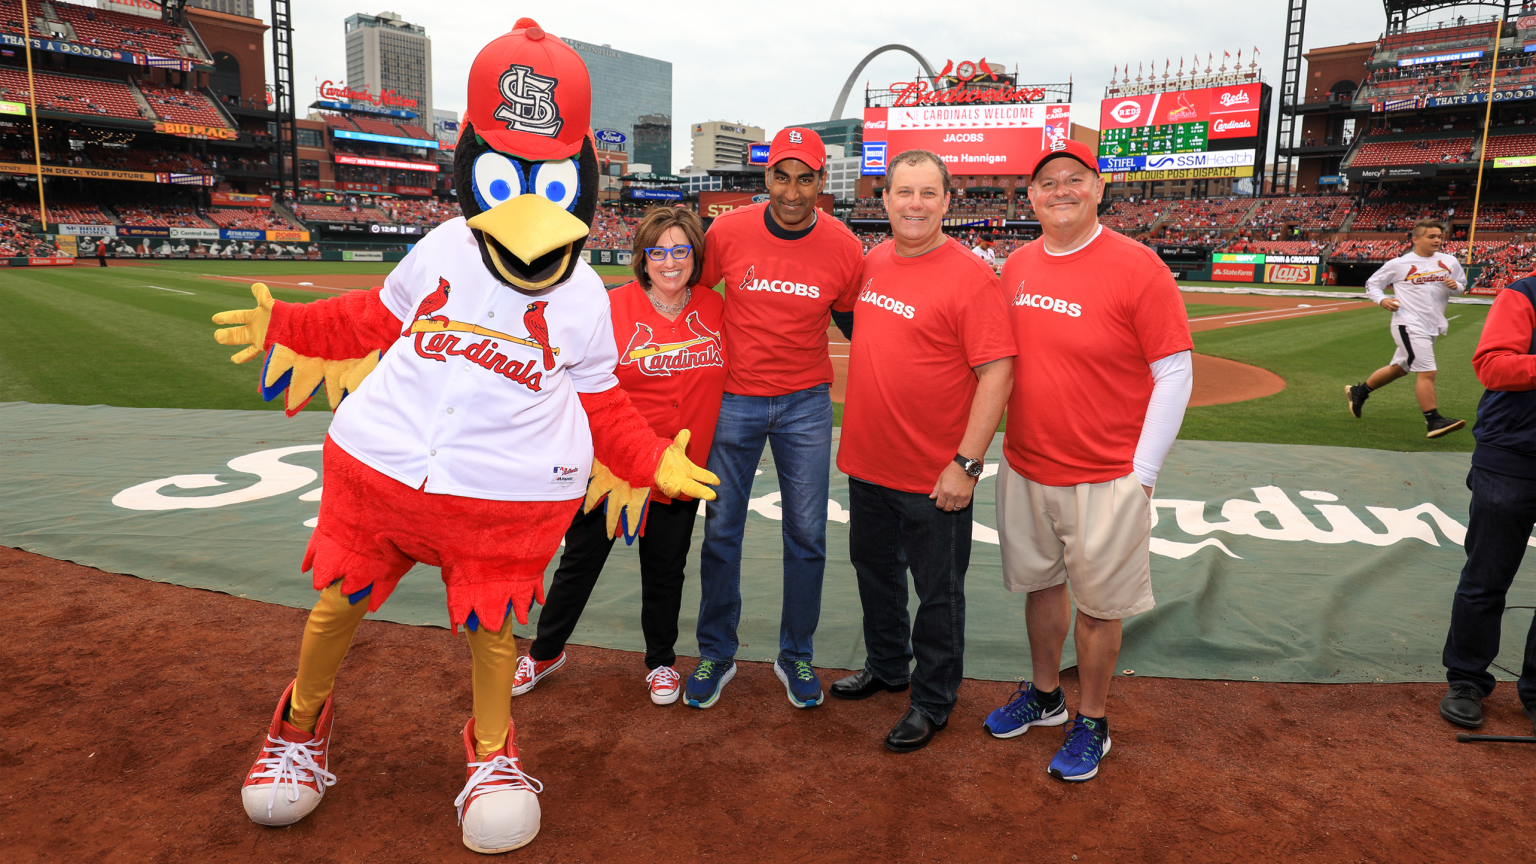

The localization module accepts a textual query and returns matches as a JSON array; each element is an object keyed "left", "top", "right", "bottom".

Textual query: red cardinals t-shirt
[
  {"left": 607, "top": 281, "right": 728, "bottom": 502},
  {"left": 838, "top": 237, "right": 1017, "bottom": 494},
  {"left": 698, "top": 203, "right": 863, "bottom": 396},
  {"left": 1001, "top": 227, "right": 1193, "bottom": 486}
]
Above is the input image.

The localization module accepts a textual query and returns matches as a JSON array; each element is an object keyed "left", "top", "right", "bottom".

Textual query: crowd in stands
[
  {"left": 0, "top": 199, "right": 111, "bottom": 225},
  {"left": 1330, "top": 239, "right": 1409, "bottom": 262},
  {"left": 589, "top": 205, "right": 642, "bottom": 248},
  {"left": 1351, "top": 136, "right": 1474, "bottom": 166},
  {"left": 87, "top": 147, "right": 211, "bottom": 174},
  {"left": 204, "top": 207, "right": 299, "bottom": 231},
  {"left": 1216, "top": 238, "right": 1327, "bottom": 256},
  {"left": 48, "top": 0, "right": 207, "bottom": 60},
  {"left": 290, "top": 202, "right": 390, "bottom": 224},
  {"left": 137, "top": 82, "right": 230, "bottom": 129},
  {"left": 1352, "top": 200, "right": 1449, "bottom": 231},
  {"left": 383, "top": 197, "right": 455, "bottom": 227},
  {"left": 1248, "top": 195, "right": 1354, "bottom": 230},
  {"left": 114, "top": 204, "right": 210, "bottom": 228},
  {"left": 0, "top": 67, "right": 144, "bottom": 120},
  {"left": 0, "top": 215, "right": 62, "bottom": 257},
  {"left": 1164, "top": 197, "right": 1254, "bottom": 231},
  {"left": 1099, "top": 199, "right": 1167, "bottom": 232}
]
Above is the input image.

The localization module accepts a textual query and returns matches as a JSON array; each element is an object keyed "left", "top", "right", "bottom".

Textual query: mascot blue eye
[
  {"left": 531, "top": 158, "right": 579, "bottom": 211},
  {"left": 472, "top": 152, "right": 524, "bottom": 212}
]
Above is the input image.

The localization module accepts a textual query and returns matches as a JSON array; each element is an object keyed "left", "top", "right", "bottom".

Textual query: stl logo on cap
[
  {"left": 789, "top": 130, "right": 803, "bottom": 144},
  {"left": 1050, "top": 137, "right": 1068, "bottom": 152},
  {"left": 496, "top": 65, "right": 562, "bottom": 137}
]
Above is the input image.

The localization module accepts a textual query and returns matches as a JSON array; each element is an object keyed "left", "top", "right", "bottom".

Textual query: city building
[
  {"left": 825, "top": 155, "right": 861, "bottom": 201},
  {"left": 185, "top": 0, "right": 255, "bottom": 17},
  {"left": 344, "top": 11, "right": 433, "bottom": 130},
  {"left": 565, "top": 39, "right": 672, "bottom": 172},
  {"left": 789, "top": 118, "right": 863, "bottom": 160},
  {"left": 692, "top": 121, "right": 765, "bottom": 169}
]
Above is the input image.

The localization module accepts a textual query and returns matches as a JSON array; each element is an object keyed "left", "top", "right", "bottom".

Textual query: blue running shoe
[
  {"left": 983, "top": 682, "right": 1069, "bottom": 739},
  {"left": 684, "top": 660, "right": 736, "bottom": 709},
  {"left": 773, "top": 658, "right": 824, "bottom": 708},
  {"left": 1049, "top": 715, "right": 1112, "bottom": 782}
]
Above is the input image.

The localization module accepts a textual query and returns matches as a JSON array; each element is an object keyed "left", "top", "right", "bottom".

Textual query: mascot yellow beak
[{"left": 467, "top": 195, "right": 590, "bottom": 291}]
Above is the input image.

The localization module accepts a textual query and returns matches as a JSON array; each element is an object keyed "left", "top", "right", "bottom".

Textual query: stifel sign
[{"left": 319, "top": 80, "right": 418, "bottom": 110}]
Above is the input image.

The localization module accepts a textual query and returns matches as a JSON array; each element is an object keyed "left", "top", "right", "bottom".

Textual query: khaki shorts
[{"left": 995, "top": 463, "right": 1154, "bottom": 620}]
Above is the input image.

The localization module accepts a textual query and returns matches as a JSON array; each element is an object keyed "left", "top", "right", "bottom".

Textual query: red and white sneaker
[
  {"left": 455, "top": 717, "right": 543, "bottom": 854},
  {"left": 511, "top": 652, "right": 565, "bottom": 696},
  {"left": 240, "top": 680, "right": 338, "bottom": 826},
  {"left": 646, "top": 665, "right": 682, "bottom": 705}
]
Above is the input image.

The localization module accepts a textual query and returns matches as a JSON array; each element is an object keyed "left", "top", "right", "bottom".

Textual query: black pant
[
  {"left": 531, "top": 496, "right": 700, "bottom": 670},
  {"left": 847, "top": 477, "right": 969, "bottom": 725},
  {"left": 97, "top": 255, "right": 107, "bottom": 267},
  {"left": 1443, "top": 466, "right": 1536, "bottom": 707}
]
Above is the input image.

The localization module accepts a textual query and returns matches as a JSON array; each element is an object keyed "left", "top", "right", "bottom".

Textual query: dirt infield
[{"left": 5, "top": 546, "right": 1535, "bottom": 863}]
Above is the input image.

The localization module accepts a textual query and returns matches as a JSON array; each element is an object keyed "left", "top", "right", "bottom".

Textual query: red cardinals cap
[
  {"left": 462, "top": 18, "right": 591, "bottom": 160},
  {"left": 767, "top": 127, "right": 826, "bottom": 171},
  {"left": 1024, "top": 136, "right": 1099, "bottom": 178}
]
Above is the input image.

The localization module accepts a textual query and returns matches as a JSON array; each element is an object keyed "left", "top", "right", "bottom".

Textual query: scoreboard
[{"left": 1099, "top": 121, "right": 1208, "bottom": 158}]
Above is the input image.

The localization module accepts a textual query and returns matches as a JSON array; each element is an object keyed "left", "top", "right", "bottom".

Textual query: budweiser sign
[
  {"left": 319, "top": 80, "right": 418, "bottom": 109},
  {"left": 892, "top": 80, "right": 1047, "bottom": 108}
]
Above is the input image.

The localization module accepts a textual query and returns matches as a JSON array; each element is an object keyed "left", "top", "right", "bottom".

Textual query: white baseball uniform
[
  {"left": 326, "top": 216, "right": 619, "bottom": 502},
  {"left": 1365, "top": 250, "right": 1466, "bottom": 372}
]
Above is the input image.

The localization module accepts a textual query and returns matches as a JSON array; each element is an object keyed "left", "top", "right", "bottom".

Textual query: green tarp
[{"left": 3, "top": 401, "right": 1533, "bottom": 683}]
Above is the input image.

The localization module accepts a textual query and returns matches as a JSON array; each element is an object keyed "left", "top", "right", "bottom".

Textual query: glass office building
[{"left": 565, "top": 38, "right": 672, "bottom": 172}]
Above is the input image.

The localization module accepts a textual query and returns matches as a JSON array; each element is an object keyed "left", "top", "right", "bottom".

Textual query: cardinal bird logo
[
  {"left": 404, "top": 277, "right": 452, "bottom": 336},
  {"left": 524, "top": 301, "right": 556, "bottom": 370}
]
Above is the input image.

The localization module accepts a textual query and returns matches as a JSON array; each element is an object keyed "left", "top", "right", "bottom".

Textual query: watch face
[{"left": 964, "top": 460, "right": 983, "bottom": 477}]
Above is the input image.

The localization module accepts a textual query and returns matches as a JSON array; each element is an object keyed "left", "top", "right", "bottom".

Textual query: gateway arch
[{"left": 830, "top": 44, "right": 937, "bottom": 121}]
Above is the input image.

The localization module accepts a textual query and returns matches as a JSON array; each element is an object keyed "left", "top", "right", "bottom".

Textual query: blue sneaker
[
  {"left": 983, "top": 682, "right": 1069, "bottom": 738},
  {"left": 1048, "top": 715, "right": 1112, "bottom": 782},
  {"left": 773, "top": 658, "right": 824, "bottom": 708},
  {"left": 684, "top": 659, "right": 736, "bottom": 709}
]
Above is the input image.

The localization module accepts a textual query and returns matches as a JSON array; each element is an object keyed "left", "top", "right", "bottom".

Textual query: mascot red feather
[{"left": 211, "top": 19, "right": 716, "bottom": 854}]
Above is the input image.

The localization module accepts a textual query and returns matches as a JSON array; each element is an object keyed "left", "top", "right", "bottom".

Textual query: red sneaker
[
  {"left": 646, "top": 665, "right": 682, "bottom": 705},
  {"left": 511, "top": 651, "right": 566, "bottom": 696},
  {"left": 240, "top": 680, "right": 337, "bottom": 826},
  {"left": 455, "top": 717, "right": 543, "bottom": 854}
]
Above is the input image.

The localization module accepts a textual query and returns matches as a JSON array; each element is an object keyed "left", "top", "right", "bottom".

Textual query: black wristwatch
[{"left": 954, "top": 454, "right": 983, "bottom": 478}]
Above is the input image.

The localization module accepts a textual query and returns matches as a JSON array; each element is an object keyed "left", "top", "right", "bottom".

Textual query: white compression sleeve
[{"left": 1133, "top": 350, "right": 1193, "bottom": 488}]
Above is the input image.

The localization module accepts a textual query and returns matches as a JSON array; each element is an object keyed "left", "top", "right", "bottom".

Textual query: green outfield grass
[
  {"left": 1184, "top": 303, "right": 1265, "bottom": 319},
  {"left": 0, "top": 262, "right": 1488, "bottom": 452},
  {"left": 1184, "top": 304, "right": 1486, "bottom": 452}
]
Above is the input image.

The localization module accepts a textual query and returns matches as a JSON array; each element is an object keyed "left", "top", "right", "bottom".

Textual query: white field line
[
  {"left": 1189, "top": 299, "right": 1361, "bottom": 322},
  {"left": 1221, "top": 307, "right": 1358, "bottom": 326},
  {"left": 145, "top": 285, "right": 195, "bottom": 295},
  {"left": 200, "top": 274, "right": 356, "bottom": 290}
]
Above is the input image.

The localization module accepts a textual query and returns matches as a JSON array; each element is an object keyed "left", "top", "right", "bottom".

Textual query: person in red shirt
[
  {"left": 832, "top": 149, "right": 1015, "bottom": 753},
  {"left": 982, "top": 139, "right": 1192, "bottom": 782},
  {"left": 685, "top": 128, "right": 864, "bottom": 710},
  {"left": 510, "top": 207, "right": 726, "bottom": 707}
]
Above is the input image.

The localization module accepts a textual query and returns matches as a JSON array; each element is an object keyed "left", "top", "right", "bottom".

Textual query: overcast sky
[{"left": 255, "top": 0, "right": 1480, "bottom": 171}]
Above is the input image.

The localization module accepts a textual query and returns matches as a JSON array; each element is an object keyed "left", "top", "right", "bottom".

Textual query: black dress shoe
[
  {"left": 830, "top": 669, "right": 909, "bottom": 701},
  {"left": 1439, "top": 682, "right": 1484, "bottom": 728},
  {"left": 884, "top": 707, "right": 946, "bottom": 753}
]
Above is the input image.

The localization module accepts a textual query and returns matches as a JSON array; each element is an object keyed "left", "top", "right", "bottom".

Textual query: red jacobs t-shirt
[
  {"left": 608, "top": 281, "right": 728, "bottom": 502},
  {"left": 698, "top": 204, "right": 863, "bottom": 397},
  {"left": 837, "top": 237, "right": 1017, "bottom": 494},
  {"left": 1001, "top": 226, "right": 1193, "bottom": 486}
]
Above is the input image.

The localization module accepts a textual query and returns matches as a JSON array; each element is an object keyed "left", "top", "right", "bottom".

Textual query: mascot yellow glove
[
  {"left": 323, "top": 350, "right": 382, "bottom": 410},
  {"left": 584, "top": 460, "right": 653, "bottom": 541},
  {"left": 264, "top": 345, "right": 326, "bottom": 414},
  {"left": 212, "top": 283, "right": 275, "bottom": 364},
  {"left": 654, "top": 430, "right": 720, "bottom": 501}
]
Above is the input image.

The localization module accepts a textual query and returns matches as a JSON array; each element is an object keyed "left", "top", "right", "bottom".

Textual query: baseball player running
[{"left": 1346, "top": 219, "right": 1467, "bottom": 438}]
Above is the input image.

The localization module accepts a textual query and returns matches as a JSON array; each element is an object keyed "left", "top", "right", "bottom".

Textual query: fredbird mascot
[{"left": 213, "top": 20, "right": 716, "bottom": 854}]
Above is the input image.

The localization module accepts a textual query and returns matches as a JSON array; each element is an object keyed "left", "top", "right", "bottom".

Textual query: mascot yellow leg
[{"left": 456, "top": 618, "right": 542, "bottom": 854}]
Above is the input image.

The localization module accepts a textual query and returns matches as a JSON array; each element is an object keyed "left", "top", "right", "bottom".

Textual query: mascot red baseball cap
[
  {"left": 767, "top": 127, "right": 826, "bottom": 171},
  {"left": 1024, "top": 136, "right": 1099, "bottom": 178},
  {"left": 462, "top": 18, "right": 591, "bottom": 161}
]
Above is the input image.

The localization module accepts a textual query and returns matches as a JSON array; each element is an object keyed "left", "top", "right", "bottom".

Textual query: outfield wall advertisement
[
  {"left": 861, "top": 103, "right": 1072, "bottom": 176},
  {"left": 1209, "top": 252, "right": 1324, "bottom": 284},
  {"left": 53, "top": 224, "right": 309, "bottom": 242}
]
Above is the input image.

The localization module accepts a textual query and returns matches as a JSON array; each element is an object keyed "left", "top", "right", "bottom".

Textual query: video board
[
  {"left": 861, "top": 103, "right": 1072, "bottom": 177},
  {"left": 1097, "top": 83, "right": 1265, "bottom": 180}
]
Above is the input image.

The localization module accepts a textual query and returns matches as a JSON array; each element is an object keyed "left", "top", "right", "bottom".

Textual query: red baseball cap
[
  {"left": 462, "top": 18, "right": 590, "bottom": 161},
  {"left": 766, "top": 127, "right": 825, "bottom": 171},
  {"left": 1025, "top": 136, "right": 1099, "bottom": 178}
]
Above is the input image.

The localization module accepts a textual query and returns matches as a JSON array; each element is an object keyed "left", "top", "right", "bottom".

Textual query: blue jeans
[
  {"left": 697, "top": 383, "right": 833, "bottom": 663},
  {"left": 1443, "top": 466, "right": 1536, "bottom": 708},
  {"left": 847, "top": 477, "right": 969, "bottom": 726}
]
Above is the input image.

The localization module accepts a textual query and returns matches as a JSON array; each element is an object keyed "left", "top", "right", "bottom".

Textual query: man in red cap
[
  {"left": 684, "top": 127, "right": 864, "bottom": 710},
  {"left": 981, "top": 137, "right": 1192, "bottom": 782}
]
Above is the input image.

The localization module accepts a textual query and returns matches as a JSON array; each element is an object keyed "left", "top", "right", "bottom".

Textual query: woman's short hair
[{"left": 630, "top": 206, "right": 707, "bottom": 288}]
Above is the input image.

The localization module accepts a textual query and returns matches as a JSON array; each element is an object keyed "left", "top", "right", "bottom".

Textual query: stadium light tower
[
  {"left": 1272, "top": 0, "right": 1307, "bottom": 196},
  {"left": 270, "top": 0, "right": 299, "bottom": 197}
]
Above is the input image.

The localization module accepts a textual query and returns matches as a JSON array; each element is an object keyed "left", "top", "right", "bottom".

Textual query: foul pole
[
  {"left": 19, "top": 0, "right": 47, "bottom": 231},
  {"left": 1467, "top": 17, "right": 1504, "bottom": 266}
]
